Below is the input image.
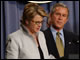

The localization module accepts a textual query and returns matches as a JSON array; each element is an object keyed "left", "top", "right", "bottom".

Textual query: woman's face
[{"left": 26, "top": 14, "right": 43, "bottom": 33}]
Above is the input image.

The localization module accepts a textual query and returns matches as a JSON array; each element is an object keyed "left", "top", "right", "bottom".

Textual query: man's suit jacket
[
  {"left": 5, "top": 25, "right": 55, "bottom": 59},
  {"left": 43, "top": 28, "right": 79, "bottom": 59}
]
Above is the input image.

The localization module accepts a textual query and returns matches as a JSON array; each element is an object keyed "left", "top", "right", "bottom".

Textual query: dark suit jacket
[{"left": 43, "top": 28, "right": 79, "bottom": 59}]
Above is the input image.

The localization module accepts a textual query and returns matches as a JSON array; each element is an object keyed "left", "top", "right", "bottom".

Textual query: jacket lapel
[
  {"left": 63, "top": 29, "right": 71, "bottom": 58},
  {"left": 44, "top": 28, "right": 60, "bottom": 58}
]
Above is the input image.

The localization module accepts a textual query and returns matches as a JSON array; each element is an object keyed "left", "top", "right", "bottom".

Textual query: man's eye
[
  {"left": 56, "top": 13, "right": 60, "bottom": 15},
  {"left": 63, "top": 15, "right": 67, "bottom": 17}
]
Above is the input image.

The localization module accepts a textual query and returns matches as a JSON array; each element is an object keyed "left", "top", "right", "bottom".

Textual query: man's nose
[{"left": 59, "top": 15, "right": 63, "bottom": 20}]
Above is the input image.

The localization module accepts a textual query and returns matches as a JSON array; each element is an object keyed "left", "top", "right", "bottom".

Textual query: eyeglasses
[{"left": 31, "top": 20, "right": 43, "bottom": 25}]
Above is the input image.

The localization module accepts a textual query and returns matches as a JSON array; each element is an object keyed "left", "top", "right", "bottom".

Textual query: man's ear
[
  {"left": 25, "top": 20, "right": 29, "bottom": 25},
  {"left": 49, "top": 13, "right": 52, "bottom": 17},
  {"left": 49, "top": 13, "right": 52, "bottom": 21}
]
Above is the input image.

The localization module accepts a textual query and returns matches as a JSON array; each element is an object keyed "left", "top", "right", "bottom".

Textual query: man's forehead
[{"left": 55, "top": 6, "right": 67, "bottom": 10}]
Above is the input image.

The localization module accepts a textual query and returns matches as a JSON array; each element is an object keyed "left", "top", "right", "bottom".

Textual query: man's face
[
  {"left": 27, "top": 14, "right": 43, "bottom": 33},
  {"left": 50, "top": 7, "right": 68, "bottom": 30}
]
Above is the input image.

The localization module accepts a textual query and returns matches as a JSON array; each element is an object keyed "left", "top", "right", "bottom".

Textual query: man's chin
[{"left": 52, "top": 25, "right": 62, "bottom": 30}]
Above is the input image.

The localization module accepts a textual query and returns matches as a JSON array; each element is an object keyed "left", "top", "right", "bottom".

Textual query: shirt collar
[
  {"left": 20, "top": 24, "right": 39, "bottom": 36},
  {"left": 50, "top": 25, "right": 63, "bottom": 36}
]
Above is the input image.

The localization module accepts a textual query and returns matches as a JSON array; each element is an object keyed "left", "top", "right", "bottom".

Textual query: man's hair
[
  {"left": 21, "top": 3, "right": 47, "bottom": 25},
  {"left": 50, "top": 3, "right": 69, "bottom": 17}
]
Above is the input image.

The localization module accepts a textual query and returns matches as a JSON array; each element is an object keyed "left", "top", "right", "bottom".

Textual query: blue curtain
[{"left": 1, "top": 1, "right": 79, "bottom": 59}]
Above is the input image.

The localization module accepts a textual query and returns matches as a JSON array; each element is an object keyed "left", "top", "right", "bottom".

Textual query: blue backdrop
[{"left": 1, "top": 1, "right": 79, "bottom": 59}]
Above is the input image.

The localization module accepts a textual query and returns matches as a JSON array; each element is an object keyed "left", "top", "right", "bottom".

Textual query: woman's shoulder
[
  {"left": 38, "top": 31, "right": 44, "bottom": 35},
  {"left": 8, "top": 29, "right": 22, "bottom": 38},
  {"left": 38, "top": 31, "right": 46, "bottom": 38}
]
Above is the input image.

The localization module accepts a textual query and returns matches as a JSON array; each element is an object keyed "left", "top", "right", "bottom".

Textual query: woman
[{"left": 5, "top": 3, "right": 55, "bottom": 59}]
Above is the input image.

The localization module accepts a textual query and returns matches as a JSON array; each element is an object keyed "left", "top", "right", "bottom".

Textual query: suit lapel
[
  {"left": 44, "top": 28, "right": 60, "bottom": 58},
  {"left": 63, "top": 29, "right": 71, "bottom": 58}
]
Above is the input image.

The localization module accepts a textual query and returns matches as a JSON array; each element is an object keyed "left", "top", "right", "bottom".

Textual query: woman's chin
[{"left": 35, "top": 30, "right": 40, "bottom": 32}]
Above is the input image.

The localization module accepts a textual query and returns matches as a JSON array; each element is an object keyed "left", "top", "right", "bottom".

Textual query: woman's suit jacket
[
  {"left": 43, "top": 28, "right": 79, "bottom": 59},
  {"left": 5, "top": 25, "right": 55, "bottom": 59}
]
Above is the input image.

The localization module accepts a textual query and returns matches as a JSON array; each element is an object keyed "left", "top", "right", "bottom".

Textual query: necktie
[{"left": 56, "top": 32, "right": 64, "bottom": 57}]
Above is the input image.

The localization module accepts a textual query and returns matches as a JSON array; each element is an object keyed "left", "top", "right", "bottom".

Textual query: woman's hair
[{"left": 21, "top": 3, "right": 47, "bottom": 25}]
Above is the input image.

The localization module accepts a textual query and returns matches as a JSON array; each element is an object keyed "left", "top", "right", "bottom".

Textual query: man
[{"left": 43, "top": 3, "right": 79, "bottom": 59}]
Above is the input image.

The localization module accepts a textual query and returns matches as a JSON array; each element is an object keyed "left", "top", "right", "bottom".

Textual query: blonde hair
[{"left": 21, "top": 3, "right": 47, "bottom": 25}]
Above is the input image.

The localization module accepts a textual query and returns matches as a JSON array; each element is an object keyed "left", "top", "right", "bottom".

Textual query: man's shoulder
[
  {"left": 63, "top": 29, "right": 79, "bottom": 37},
  {"left": 42, "top": 28, "right": 50, "bottom": 33}
]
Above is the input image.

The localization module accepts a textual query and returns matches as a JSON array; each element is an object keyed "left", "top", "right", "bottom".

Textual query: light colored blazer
[{"left": 5, "top": 25, "right": 55, "bottom": 59}]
